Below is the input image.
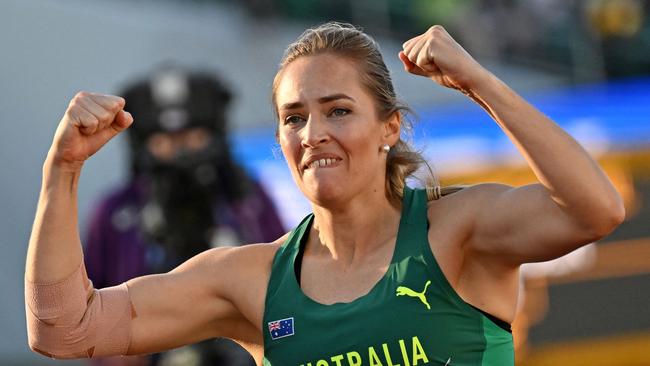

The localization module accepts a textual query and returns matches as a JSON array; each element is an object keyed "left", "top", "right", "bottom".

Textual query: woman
[{"left": 25, "top": 22, "right": 624, "bottom": 365}]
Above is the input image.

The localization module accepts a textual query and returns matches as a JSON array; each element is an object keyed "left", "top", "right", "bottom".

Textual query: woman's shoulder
[{"left": 170, "top": 235, "right": 290, "bottom": 321}]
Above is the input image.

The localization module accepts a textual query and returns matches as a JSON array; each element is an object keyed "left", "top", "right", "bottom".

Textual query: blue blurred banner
[{"left": 420, "top": 76, "right": 650, "bottom": 147}]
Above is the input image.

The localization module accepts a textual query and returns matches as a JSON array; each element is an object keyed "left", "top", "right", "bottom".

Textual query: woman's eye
[
  {"left": 284, "top": 115, "right": 304, "bottom": 125},
  {"left": 330, "top": 108, "right": 350, "bottom": 118}
]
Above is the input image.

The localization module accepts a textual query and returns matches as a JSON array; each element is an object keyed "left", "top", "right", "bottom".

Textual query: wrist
[
  {"left": 43, "top": 153, "right": 83, "bottom": 192},
  {"left": 44, "top": 149, "right": 85, "bottom": 175},
  {"left": 465, "top": 68, "right": 501, "bottom": 97}
]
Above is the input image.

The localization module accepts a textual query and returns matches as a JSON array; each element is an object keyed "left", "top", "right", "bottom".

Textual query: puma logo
[{"left": 396, "top": 280, "right": 431, "bottom": 309}]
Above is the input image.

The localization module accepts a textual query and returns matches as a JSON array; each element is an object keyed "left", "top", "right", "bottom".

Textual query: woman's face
[{"left": 275, "top": 53, "right": 398, "bottom": 206}]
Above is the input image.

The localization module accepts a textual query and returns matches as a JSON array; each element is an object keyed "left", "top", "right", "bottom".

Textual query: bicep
[
  {"left": 126, "top": 249, "right": 241, "bottom": 355},
  {"left": 467, "top": 183, "right": 597, "bottom": 265}
]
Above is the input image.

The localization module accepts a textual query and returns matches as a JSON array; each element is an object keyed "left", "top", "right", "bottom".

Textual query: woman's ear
[{"left": 383, "top": 111, "right": 401, "bottom": 145}]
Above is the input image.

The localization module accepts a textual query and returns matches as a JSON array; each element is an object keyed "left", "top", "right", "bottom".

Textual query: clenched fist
[
  {"left": 399, "top": 25, "right": 490, "bottom": 93},
  {"left": 49, "top": 92, "right": 133, "bottom": 171}
]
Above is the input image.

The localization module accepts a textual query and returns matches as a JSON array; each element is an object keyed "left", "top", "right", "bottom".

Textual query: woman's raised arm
[{"left": 400, "top": 26, "right": 625, "bottom": 265}]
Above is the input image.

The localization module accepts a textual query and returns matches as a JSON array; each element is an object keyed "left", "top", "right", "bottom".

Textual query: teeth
[{"left": 306, "top": 158, "right": 339, "bottom": 169}]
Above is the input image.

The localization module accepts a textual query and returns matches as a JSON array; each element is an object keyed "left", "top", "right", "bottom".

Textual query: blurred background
[{"left": 2, "top": 0, "right": 649, "bottom": 365}]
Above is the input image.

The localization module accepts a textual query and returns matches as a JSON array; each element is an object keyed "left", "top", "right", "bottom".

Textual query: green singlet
[{"left": 263, "top": 187, "right": 514, "bottom": 366}]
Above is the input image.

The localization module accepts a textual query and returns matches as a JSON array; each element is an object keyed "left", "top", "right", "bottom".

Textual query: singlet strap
[
  {"left": 266, "top": 213, "right": 313, "bottom": 300},
  {"left": 293, "top": 216, "right": 313, "bottom": 286},
  {"left": 402, "top": 186, "right": 429, "bottom": 225}
]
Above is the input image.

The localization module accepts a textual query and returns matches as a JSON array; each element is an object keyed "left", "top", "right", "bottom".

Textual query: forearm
[
  {"left": 468, "top": 72, "right": 624, "bottom": 229},
  {"left": 26, "top": 154, "right": 84, "bottom": 283}
]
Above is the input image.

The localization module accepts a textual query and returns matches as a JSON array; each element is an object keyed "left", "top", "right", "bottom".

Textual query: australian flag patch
[{"left": 268, "top": 317, "right": 295, "bottom": 340}]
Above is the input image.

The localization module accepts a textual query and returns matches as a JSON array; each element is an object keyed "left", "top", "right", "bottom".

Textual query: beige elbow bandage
[{"left": 25, "top": 262, "right": 134, "bottom": 359}]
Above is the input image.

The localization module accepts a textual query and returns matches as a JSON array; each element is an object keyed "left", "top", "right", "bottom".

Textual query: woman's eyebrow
[
  {"left": 318, "top": 93, "right": 355, "bottom": 104},
  {"left": 280, "top": 94, "right": 356, "bottom": 111},
  {"left": 279, "top": 101, "right": 303, "bottom": 111}
]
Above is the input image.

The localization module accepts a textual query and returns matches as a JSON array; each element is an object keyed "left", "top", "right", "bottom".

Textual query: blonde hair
[{"left": 272, "top": 22, "right": 461, "bottom": 203}]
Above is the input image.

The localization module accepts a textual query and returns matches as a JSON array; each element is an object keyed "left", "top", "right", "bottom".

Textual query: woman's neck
[{"left": 309, "top": 188, "right": 402, "bottom": 266}]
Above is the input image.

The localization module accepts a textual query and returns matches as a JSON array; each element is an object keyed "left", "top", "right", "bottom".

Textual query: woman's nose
[{"left": 301, "top": 115, "right": 330, "bottom": 148}]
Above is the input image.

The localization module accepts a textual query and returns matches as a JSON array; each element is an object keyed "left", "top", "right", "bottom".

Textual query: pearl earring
[{"left": 382, "top": 144, "right": 390, "bottom": 153}]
